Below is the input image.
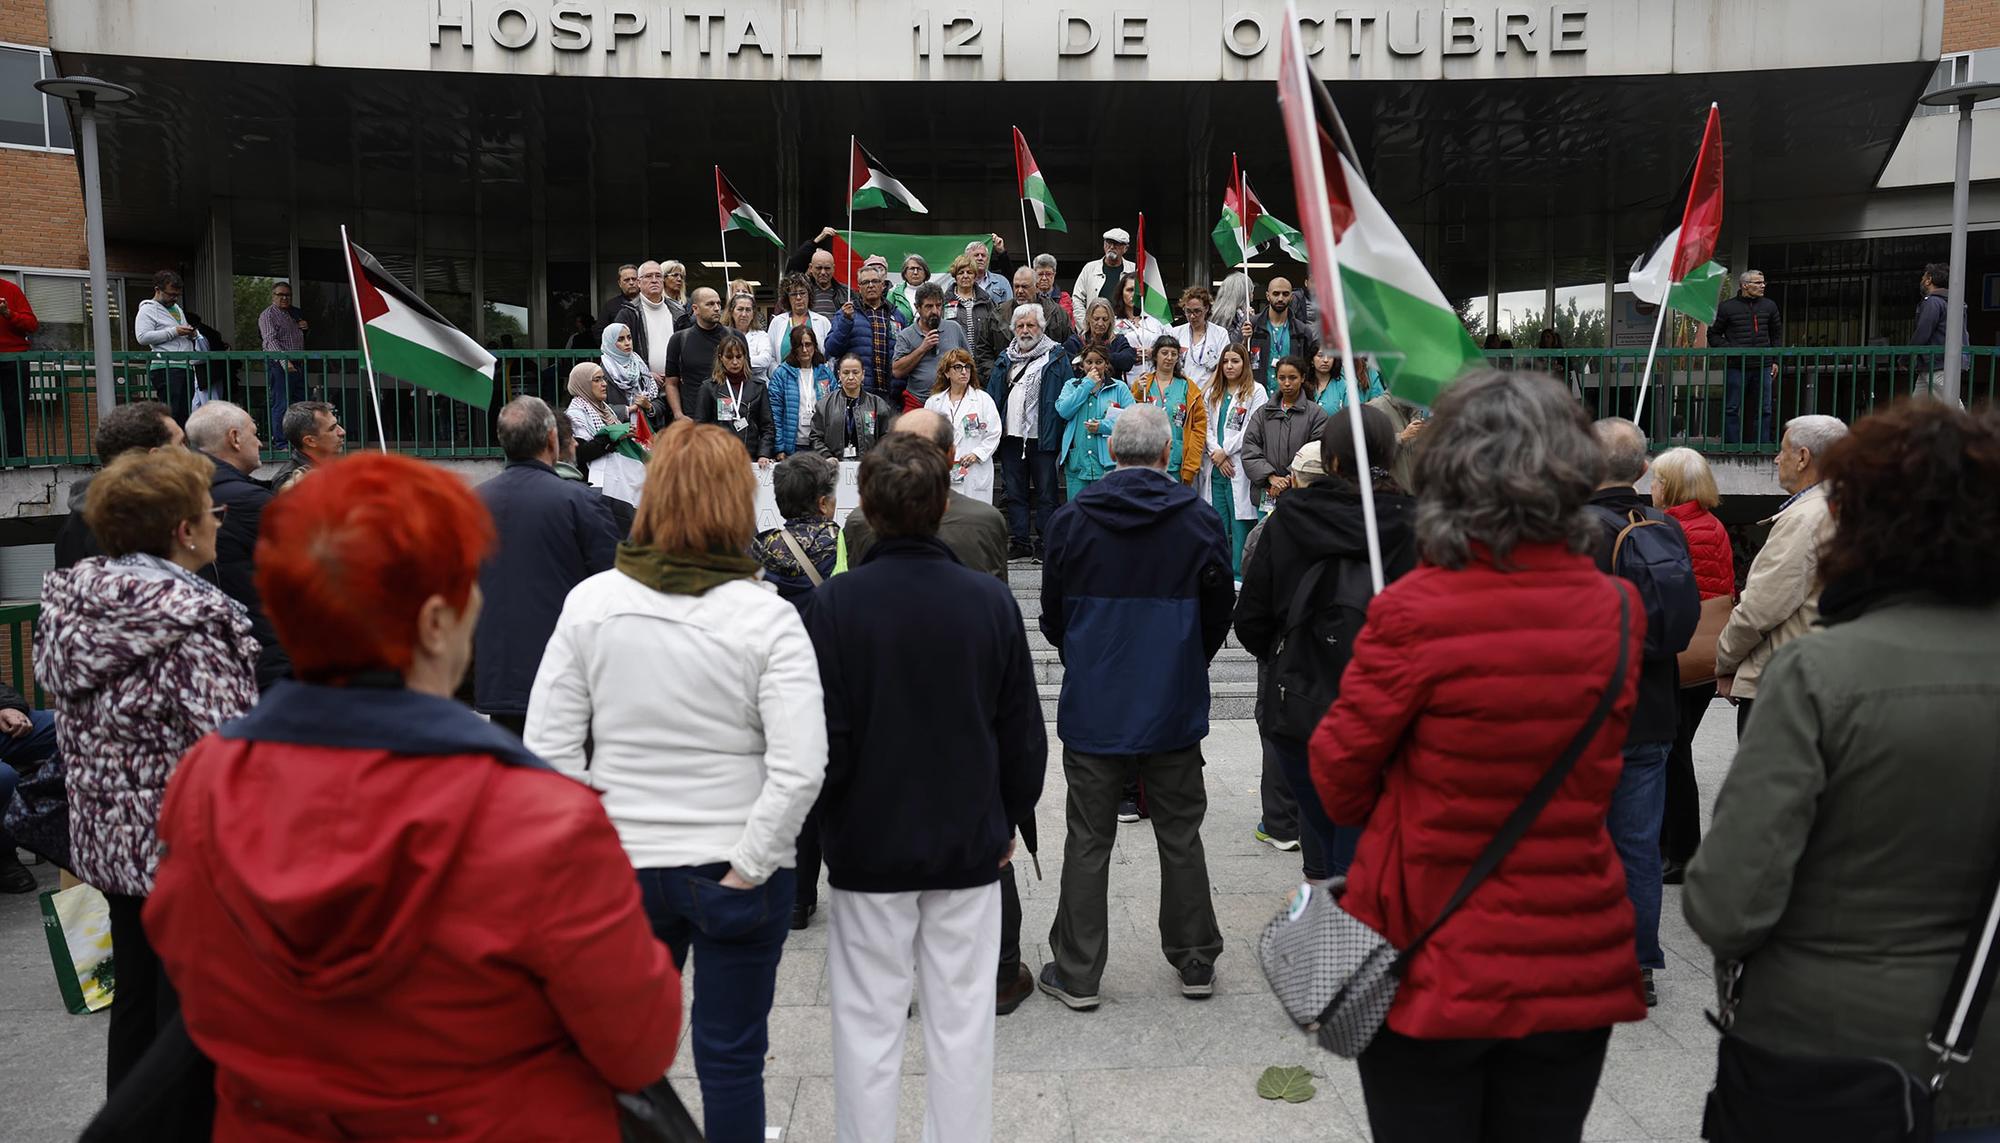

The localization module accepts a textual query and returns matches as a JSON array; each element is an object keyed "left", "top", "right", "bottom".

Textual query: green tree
[
  {"left": 1504, "top": 297, "right": 1607, "bottom": 349},
  {"left": 1453, "top": 296, "right": 1486, "bottom": 340}
]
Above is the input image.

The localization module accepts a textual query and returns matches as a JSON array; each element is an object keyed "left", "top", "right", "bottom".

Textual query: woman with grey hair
[
  {"left": 889, "top": 254, "right": 931, "bottom": 324},
  {"left": 753, "top": 452, "right": 841, "bottom": 605},
  {"left": 1309, "top": 370, "right": 1648, "bottom": 1142}
]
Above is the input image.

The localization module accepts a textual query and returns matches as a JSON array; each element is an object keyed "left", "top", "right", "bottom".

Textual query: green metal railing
[
  {"left": 0, "top": 345, "right": 1991, "bottom": 468},
  {"left": 0, "top": 602, "right": 44, "bottom": 708}
]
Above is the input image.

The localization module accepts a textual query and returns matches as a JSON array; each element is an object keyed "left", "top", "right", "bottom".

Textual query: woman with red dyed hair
[{"left": 142, "top": 452, "right": 683, "bottom": 1142}]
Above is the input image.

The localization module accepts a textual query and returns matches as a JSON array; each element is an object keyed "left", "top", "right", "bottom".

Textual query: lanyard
[{"left": 723, "top": 375, "right": 742, "bottom": 408}]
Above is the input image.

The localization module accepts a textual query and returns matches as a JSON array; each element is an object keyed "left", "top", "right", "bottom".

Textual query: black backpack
[
  {"left": 1264, "top": 556, "right": 1376, "bottom": 744},
  {"left": 1592, "top": 505, "right": 1699, "bottom": 661}
]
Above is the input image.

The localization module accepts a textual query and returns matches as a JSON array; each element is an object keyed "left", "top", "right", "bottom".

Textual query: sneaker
[
  {"left": 1642, "top": 968, "right": 1657, "bottom": 1008},
  {"left": 1179, "top": 961, "right": 1215, "bottom": 999},
  {"left": 1007, "top": 541, "right": 1034, "bottom": 561},
  {"left": 1661, "top": 859, "right": 1687, "bottom": 886},
  {"left": 790, "top": 900, "right": 817, "bottom": 931},
  {"left": 1036, "top": 964, "right": 1100, "bottom": 1011},
  {"left": 1253, "top": 823, "right": 1301, "bottom": 852},
  {"left": 1116, "top": 797, "right": 1141, "bottom": 824},
  {"left": 997, "top": 963, "right": 1034, "bottom": 1016},
  {"left": 0, "top": 853, "right": 35, "bottom": 895}
]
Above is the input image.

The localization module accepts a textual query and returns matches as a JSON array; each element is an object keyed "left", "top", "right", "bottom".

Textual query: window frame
[{"left": 0, "top": 41, "right": 74, "bottom": 155}]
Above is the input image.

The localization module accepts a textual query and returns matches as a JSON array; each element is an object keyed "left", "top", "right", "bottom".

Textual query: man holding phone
[{"left": 891, "top": 283, "right": 969, "bottom": 412}]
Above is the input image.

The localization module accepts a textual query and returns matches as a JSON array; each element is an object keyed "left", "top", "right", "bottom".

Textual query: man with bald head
[
  {"left": 661, "top": 286, "right": 728, "bottom": 420},
  {"left": 1242, "top": 275, "right": 1318, "bottom": 395},
  {"left": 186, "top": 400, "right": 289, "bottom": 688},
  {"left": 786, "top": 227, "right": 856, "bottom": 317}
]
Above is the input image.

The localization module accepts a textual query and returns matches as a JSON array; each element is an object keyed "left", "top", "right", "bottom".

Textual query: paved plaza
[{"left": 0, "top": 710, "right": 1738, "bottom": 1142}]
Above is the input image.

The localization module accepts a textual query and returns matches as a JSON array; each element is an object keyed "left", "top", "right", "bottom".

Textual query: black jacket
[
  {"left": 801, "top": 536, "right": 1046, "bottom": 892},
  {"left": 692, "top": 375, "right": 776, "bottom": 460},
  {"left": 1235, "top": 480, "right": 1419, "bottom": 737},
  {"left": 784, "top": 238, "right": 855, "bottom": 313},
  {"left": 472, "top": 460, "right": 620, "bottom": 717},
  {"left": 200, "top": 453, "right": 289, "bottom": 690},
  {"left": 1589, "top": 486, "right": 1699, "bottom": 744},
  {"left": 1249, "top": 311, "right": 1320, "bottom": 384},
  {"left": 1707, "top": 295, "right": 1782, "bottom": 350}
]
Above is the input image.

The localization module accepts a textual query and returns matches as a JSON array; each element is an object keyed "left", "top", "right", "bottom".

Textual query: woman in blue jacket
[
  {"left": 1055, "top": 345, "right": 1135, "bottom": 499},
  {"left": 769, "top": 325, "right": 836, "bottom": 458},
  {"left": 1063, "top": 299, "right": 1137, "bottom": 380}
]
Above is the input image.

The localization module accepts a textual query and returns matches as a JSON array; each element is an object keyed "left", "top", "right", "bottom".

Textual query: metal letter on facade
[
  {"left": 730, "top": 10, "right": 774, "bottom": 57},
  {"left": 606, "top": 4, "right": 646, "bottom": 52},
  {"left": 551, "top": 2, "right": 593, "bottom": 51},
  {"left": 1223, "top": 11, "right": 1268, "bottom": 58},
  {"left": 1384, "top": 6, "right": 1425, "bottom": 55},
  {"left": 1112, "top": 10, "right": 1148, "bottom": 56},
  {"left": 1333, "top": 9, "right": 1377, "bottom": 58},
  {"left": 430, "top": 0, "right": 473, "bottom": 48},
  {"left": 1441, "top": 10, "right": 1482, "bottom": 54},
  {"left": 1549, "top": 4, "right": 1588, "bottom": 51},
  {"left": 489, "top": 4, "right": 537, "bottom": 49},
  {"left": 684, "top": 8, "right": 725, "bottom": 55},
  {"left": 1058, "top": 11, "right": 1100, "bottom": 55},
  {"left": 1496, "top": 5, "right": 1538, "bottom": 53},
  {"left": 784, "top": 9, "right": 823, "bottom": 58}
]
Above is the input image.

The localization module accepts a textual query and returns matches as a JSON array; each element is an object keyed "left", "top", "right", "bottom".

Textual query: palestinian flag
[
  {"left": 344, "top": 233, "right": 495, "bottom": 408},
  {"left": 716, "top": 167, "right": 784, "bottom": 247},
  {"left": 849, "top": 139, "right": 927, "bottom": 214},
  {"left": 1013, "top": 128, "right": 1067, "bottom": 233},
  {"left": 821, "top": 230, "right": 995, "bottom": 290},
  {"left": 1628, "top": 104, "right": 1725, "bottom": 325},
  {"left": 1213, "top": 173, "right": 1310, "bottom": 266},
  {"left": 1134, "top": 213, "right": 1172, "bottom": 326},
  {"left": 1275, "top": 17, "right": 1481, "bottom": 408}
]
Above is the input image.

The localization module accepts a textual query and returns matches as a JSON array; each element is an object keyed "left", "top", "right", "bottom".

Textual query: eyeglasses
[{"left": 206, "top": 505, "right": 228, "bottom": 522}]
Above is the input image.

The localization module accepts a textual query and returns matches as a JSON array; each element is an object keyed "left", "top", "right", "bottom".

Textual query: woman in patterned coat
[{"left": 35, "top": 445, "right": 260, "bottom": 1094}]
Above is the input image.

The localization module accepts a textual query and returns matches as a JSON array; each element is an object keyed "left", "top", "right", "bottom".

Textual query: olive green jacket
[{"left": 1685, "top": 594, "right": 2000, "bottom": 1130}]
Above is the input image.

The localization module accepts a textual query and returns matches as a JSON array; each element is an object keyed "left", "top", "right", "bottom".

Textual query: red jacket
[
  {"left": 1310, "top": 542, "right": 1648, "bottom": 1040},
  {"left": 1667, "top": 500, "right": 1735, "bottom": 599},
  {"left": 0, "top": 277, "right": 37, "bottom": 352},
  {"left": 147, "top": 684, "right": 682, "bottom": 1142}
]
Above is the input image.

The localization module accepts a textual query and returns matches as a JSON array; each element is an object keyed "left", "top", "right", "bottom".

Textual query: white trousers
[{"left": 828, "top": 882, "right": 1000, "bottom": 1143}]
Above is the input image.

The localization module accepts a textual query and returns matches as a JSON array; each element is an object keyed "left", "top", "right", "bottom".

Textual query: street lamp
[
  {"left": 1917, "top": 79, "right": 2000, "bottom": 406},
  {"left": 33, "top": 75, "right": 136, "bottom": 420}
]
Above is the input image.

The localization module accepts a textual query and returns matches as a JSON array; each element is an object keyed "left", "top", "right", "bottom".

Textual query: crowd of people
[{"left": 0, "top": 232, "right": 1997, "bottom": 1143}]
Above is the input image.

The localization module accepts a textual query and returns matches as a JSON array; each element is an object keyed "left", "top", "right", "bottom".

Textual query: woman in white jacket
[
  {"left": 526, "top": 420, "right": 827, "bottom": 1143},
  {"left": 923, "top": 348, "right": 1002, "bottom": 504},
  {"left": 727, "top": 292, "right": 778, "bottom": 388},
  {"left": 1201, "top": 343, "right": 1266, "bottom": 575}
]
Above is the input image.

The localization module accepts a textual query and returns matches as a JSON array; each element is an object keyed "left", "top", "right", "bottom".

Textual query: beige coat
[{"left": 1713, "top": 482, "right": 1831, "bottom": 699}]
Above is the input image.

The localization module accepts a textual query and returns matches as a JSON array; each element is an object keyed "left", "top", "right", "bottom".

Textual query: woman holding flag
[
  {"left": 1128, "top": 336, "right": 1207, "bottom": 486},
  {"left": 1113, "top": 277, "right": 1169, "bottom": 387},
  {"left": 565, "top": 362, "right": 648, "bottom": 506},
  {"left": 599, "top": 322, "right": 663, "bottom": 429}
]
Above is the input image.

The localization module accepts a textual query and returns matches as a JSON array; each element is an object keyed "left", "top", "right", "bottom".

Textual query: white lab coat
[
  {"left": 1198, "top": 383, "right": 1269, "bottom": 520},
  {"left": 1114, "top": 316, "right": 1168, "bottom": 386},
  {"left": 1172, "top": 321, "right": 1231, "bottom": 392},
  {"left": 925, "top": 385, "right": 1003, "bottom": 504}
]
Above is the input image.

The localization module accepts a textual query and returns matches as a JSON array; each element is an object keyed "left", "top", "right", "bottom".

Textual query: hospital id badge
[
  {"left": 843, "top": 444, "right": 858, "bottom": 459},
  {"left": 717, "top": 396, "right": 740, "bottom": 422},
  {"left": 733, "top": 417, "right": 749, "bottom": 431}
]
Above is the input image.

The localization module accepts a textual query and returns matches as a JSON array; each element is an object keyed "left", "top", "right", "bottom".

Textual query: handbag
[
  {"left": 617, "top": 1077, "right": 705, "bottom": 1143},
  {"left": 40, "top": 880, "right": 115, "bottom": 1014},
  {"left": 1701, "top": 852, "right": 2000, "bottom": 1142},
  {"left": 1259, "top": 587, "right": 1631, "bottom": 1058},
  {"left": 775, "top": 526, "right": 825, "bottom": 588},
  {"left": 4, "top": 747, "right": 70, "bottom": 869},
  {"left": 1679, "top": 594, "right": 1736, "bottom": 687}
]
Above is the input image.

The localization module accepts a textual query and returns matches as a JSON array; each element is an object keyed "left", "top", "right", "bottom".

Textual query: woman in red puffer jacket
[
  {"left": 1310, "top": 371, "right": 1645, "bottom": 1143},
  {"left": 1650, "top": 447, "right": 1737, "bottom": 882}
]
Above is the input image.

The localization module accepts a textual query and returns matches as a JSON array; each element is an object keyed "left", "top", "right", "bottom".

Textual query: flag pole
[
  {"left": 846, "top": 135, "right": 856, "bottom": 297},
  {"left": 339, "top": 224, "right": 391, "bottom": 455},
  {"left": 1015, "top": 127, "right": 1035, "bottom": 266},
  {"left": 1632, "top": 299, "right": 1671, "bottom": 426},
  {"left": 721, "top": 229, "right": 730, "bottom": 293}
]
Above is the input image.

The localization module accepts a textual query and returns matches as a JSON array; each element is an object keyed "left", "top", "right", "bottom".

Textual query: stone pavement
[{"left": 0, "top": 709, "right": 1740, "bottom": 1141}]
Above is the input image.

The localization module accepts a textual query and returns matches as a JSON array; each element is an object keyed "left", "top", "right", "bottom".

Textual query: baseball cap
[
  {"left": 1290, "top": 441, "right": 1327, "bottom": 486},
  {"left": 1102, "top": 227, "right": 1131, "bottom": 244}
]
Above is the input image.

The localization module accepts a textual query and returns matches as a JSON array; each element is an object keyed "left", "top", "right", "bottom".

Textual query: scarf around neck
[{"left": 616, "top": 542, "right": 761, "bottom": 596}]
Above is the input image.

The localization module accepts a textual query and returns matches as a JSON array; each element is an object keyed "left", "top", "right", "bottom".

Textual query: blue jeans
[
  {"left": 1722, "top": 361, "right": 1774, "bottom": 445},
  {"left": 267, "top": 360, "right": 301, "bottom": 441},
  {"left": 1268, "top": 734, "right": 1360, "bottom": 879},
  {"left": 1607, "top": 739, "right": 1670, "bottom": 969},
  {"left": 635, "top": 863, "right": 797, "bottom": 1143},
  {"left": 0, "top": 711, "right": 57, "bottom": 853},
  {"left": 999, "top": 438, "right": 1058, "bottom": 549}
]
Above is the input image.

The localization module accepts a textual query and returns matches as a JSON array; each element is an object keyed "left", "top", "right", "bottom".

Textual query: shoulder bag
[
  {"left": 1701, "top": 849, "right": 2000, "bottom": 1142},
  {"left": 1259, "top": 586, "right": 1631, "bottom": 1058}
]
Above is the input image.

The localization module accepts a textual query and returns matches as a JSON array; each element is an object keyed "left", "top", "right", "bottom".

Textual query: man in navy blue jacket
[
  {"left": 1037, "top": 403, "right": 1234, "bottom": 1010},
  {"left": 801, "top": 432, "right": 1045, "bottom": 1141},
  {"left": 473, "top": 397, "right": 619, "bottom": 734}
]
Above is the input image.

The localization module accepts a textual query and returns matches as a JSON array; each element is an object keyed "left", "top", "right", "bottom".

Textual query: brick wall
[
  {"left": 0, "top": 2, "right": 49, "bottom": 46},
  {"left": 1944, "top": 0, "right": 2000, "bottom": 52},
  {"left": 0, "top": 150, "right": 88, "bottom": 269}
]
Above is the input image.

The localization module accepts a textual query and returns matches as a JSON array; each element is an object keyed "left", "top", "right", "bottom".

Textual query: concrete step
[
  {"left": 1038, "top": 681, "right": 1257, "bottom": 724},
  {"left": 1030, "top": 646, "right": 1258, "bottom": 687}
]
